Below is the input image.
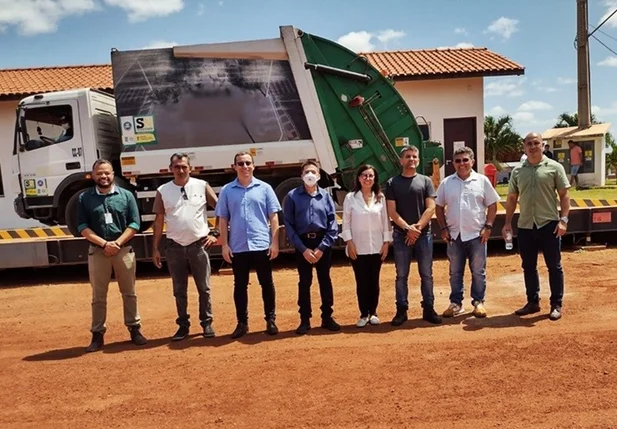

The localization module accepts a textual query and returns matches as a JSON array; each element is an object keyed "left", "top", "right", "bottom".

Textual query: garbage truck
[{"left": 12, "top": 25, "right": 443, "bottom": 236}]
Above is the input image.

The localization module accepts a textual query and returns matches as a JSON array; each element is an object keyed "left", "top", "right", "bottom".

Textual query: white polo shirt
[
  {"left": 339, "top": 191, "right": 393, "bottom": 255},
  {"left": 155, "top": 178, "right": 210, "bottom": 246},
  {"left": 435, "top": 171, "right": 500, "bottom": 242}
]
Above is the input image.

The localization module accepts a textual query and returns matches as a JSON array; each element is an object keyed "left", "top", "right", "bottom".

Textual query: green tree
[
  {"left": 554, "top": 112, "right": 599, "bottom": 128},
  {"left": 606, "top": 132, "right": 617, "bottom": 184},
  {"left": 484, "top": 115, "right": 522, "bottom": 163}
]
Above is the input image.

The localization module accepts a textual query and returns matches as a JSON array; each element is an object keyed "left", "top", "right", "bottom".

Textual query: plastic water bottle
[{"left": 505, "top": 231, "right": 513, "bottom": 250}]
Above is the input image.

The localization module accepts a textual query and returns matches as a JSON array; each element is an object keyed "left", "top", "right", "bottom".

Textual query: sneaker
[
  {"left": 549, "top": 306, "right": 562, "bottom": 321},
  {"left": 129, "top": 326, "right": 148, "bottom": 346},
  {"left": 356, "top": 317, "right": 369, "bottom": 328},
  {"left": 321, "top": 318, "right": 341, "bottom": 331},
  {"left": 442, "top": 303, "right": 465, "bottom": 318},
  {"left": 369, "top": 315, "right": 381, "bottom": 325},
  {"left": 422, "top": 308, "right": 443, "bottom": 324},
  {"left": 515, "top": 302, "right": 541, "bottom": 316},
  {"left": 266, "top": 320, "right": 279, "bottom": 335},
  {"left": 171, "top": 325, "right": 190, "bottom": 341},
  {"left": 472, "top": 302, "right": 487, "bottom": 318},
  {"left": 391, "top": 307, "right": 408, "bottom": 326},
  {"left": 231, "top": 323, "right": 248, "bottom": 339},
  {"left": 86, "top": 332, "right": 104, "bottom": 353},
  {"left": 202, "top": 323, "right": 216, "bottom": 338}
]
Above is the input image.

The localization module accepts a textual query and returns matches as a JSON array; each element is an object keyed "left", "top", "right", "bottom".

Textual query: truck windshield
[{"left": 21, "top": 105, "right": 74, "bottom": 151}]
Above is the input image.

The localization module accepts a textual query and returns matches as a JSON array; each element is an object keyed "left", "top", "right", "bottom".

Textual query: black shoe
[
  {"left": 86, "top": 332, "right": 104, "bottom": 353},
  {"left": 321, "top": 318, "right": 341, "bottom": 331},
  {"left": 202, "top": 322, "right": 216, "bottom": 338},
  {"left": 295, "top": 320, "right": 311, "bottom": 335},
  {"left": 171, "top": 325, "right": 190, "bottom": 341},
  {"left": 549, "top": 305, "right": 562, "bottom": 321},
  {"left": 391, "top": 307, "right": 408, "bottom": 326},
  {"left": 266, "top": 320, "right": 279, "bottom": 335},
  {"left": 422, "top": 308, "right": 442, "bottom": 325},
  {"left": 231, "top": 323, "right": 248, "bottom": 339},
  {"left": 129, "top": 326, "right": 148, "bottom": 346},
  {"left": 515, "top": 302, "right": 541, "bottom": 316}
]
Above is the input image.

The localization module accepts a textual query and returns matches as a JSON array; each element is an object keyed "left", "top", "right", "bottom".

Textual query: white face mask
[{"left": 302, "top": 172, "right": 319, "bottom": 186}]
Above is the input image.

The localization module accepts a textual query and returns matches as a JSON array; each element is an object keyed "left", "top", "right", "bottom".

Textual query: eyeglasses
[
  {"left": 236, "top": 161, "right": 253, "bottom": 167},
  {"left": 454, "top": 158, "right": 471, "bottom": 164},
  {"left": 360, "top": 174, "right": 375, "bottom": 179},
  {"left": 180, "top": 187, "right": 188, "bottom": 200}
]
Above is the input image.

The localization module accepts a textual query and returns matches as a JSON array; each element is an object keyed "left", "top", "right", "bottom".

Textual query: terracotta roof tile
[
  {"left": 362, "top": 47, "right": 524, "bottom": 79},
  {"left": 0, "top": 64, "right": 113, "bottom": 97}
]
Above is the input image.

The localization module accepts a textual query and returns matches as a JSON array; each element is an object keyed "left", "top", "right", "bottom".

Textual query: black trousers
[
  {"left": 231, "top": 250, "right": 276, "bottom": 323},
  {"left": 295, "top": 236, "right": 334, "bottom": 321},
  {"left": 351, "top": 253, "right": 382, "bottom": 317}
]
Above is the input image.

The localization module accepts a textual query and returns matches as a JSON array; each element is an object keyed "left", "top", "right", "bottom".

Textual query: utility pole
[{"left": 577, "top": 0, "right": 591, "bottom": 128}]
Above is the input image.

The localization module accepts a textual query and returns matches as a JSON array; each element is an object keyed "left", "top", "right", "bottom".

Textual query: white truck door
[{"left": 17, "top": 100, "right": 85, "bottom": 199}]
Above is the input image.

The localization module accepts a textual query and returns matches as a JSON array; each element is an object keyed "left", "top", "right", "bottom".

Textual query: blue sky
[{"left": 1, "top": 0, "right": 616, "bottom": 136}]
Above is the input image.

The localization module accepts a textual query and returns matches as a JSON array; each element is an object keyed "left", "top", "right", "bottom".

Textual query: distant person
[
  {"left": 568, "top": 140, "right": 583, "bottom": 188},
  {"left": 284, "top": 161, "right": 341, "bottom": 335},
  {"left": 435, "top": 147, "right": 500, "bottom": 318},
  {"left": 55, "top": 116, "right": 74, "bottom": 143},
  {"left": 215, "top": 152, "right": 281, "bottom": 339},
  {"left": 152, "top": 153, "right": 219, "bottom": 341},
  {"left": 543, "top": 143, "right": 554, "bottom": 160},
  {"left": 385, "top": 145, "right": 442, "bottom": 326},
  {"left": 503, "top": 132, "right": 570, "bottom": 321},
  {"left": 77, "top": 159, "right": 147, "bottom": 352},
  {"left": 340, "top": 164, "right": 392, "bottom": 327}
]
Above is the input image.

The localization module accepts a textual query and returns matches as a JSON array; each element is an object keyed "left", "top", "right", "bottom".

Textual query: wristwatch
[
  {"left": 208, "top": 229, "right": 220, "bottom": 238},
  {"left": 484, "top": 224, "right": 493, "bottom": 230},
  {"left": 560, "top": 216, "right": 569, "bottom": 224}
]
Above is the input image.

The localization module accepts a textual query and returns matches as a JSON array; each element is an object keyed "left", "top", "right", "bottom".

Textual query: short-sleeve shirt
[
  {"left": 385, "top": 173, "right": 436, "bottom": 235},
  {"left": 508, "top": 156, "right": 570, "bottom": 229},
  {"left": 435, "top": 171, "right": 500, "bottom": 242},
  {"left": 215, "top": 177, "right": 281, "bottom": 253}
]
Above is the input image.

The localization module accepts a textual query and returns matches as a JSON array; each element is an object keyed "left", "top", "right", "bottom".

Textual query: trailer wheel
[
  {"left": 274, "top": 177, "right": 304, "bottom": 208},
  {"left": 65, "top": 189, "right": 88, "bottom": 237}
]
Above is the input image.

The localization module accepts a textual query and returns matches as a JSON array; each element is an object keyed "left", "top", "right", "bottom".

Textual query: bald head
[
  {"left": 524, "top": 132, "right": 542, "bottom": 143},
  {"left": 523, "top": 132, "right": 544, "bottom": 163}
]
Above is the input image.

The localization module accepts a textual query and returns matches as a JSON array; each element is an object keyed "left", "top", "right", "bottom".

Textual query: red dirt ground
[{"left": 1, "top": 248, "right": 617, "bottom": 428}]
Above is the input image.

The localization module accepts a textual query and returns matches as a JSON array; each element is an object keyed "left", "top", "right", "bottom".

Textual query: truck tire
[
  {"left": 274, "top": 177, "right": 304, "bottom": 207},
  {"left": 65, "top": 189, "right": 88, "bottom": 237}
]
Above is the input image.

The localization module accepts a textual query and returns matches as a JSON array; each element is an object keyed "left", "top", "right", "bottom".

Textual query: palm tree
[
  {"left": 554, "top": 112, "right": 599, "bottom": 128},
  {"left": 484, "top": 115, "right": 522, "bottom": 163}
]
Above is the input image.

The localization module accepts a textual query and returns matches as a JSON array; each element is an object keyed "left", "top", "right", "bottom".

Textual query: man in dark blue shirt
[{"left": 283, "top": 160, "right": 340, "bottom": 335}]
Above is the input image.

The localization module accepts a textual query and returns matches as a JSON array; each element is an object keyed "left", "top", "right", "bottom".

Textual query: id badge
[{"left": 104, "top": 212, "right": 113, "bottom": 224}]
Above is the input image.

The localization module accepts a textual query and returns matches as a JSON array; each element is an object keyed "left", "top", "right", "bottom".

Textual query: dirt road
[{"left": 1, "top": 248, "right": 616, "bottom": 428}]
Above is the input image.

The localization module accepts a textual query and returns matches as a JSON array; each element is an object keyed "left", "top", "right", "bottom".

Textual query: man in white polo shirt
[
  {"left": 435, "top": 146, "right": 500, "bottom": 318},
  {"left": 152, "top": 152, "right": 219, "bottom": 341}
]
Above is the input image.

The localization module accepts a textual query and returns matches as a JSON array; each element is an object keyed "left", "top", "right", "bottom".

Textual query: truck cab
[{"left": 12, "top": 89, "right": 121, "bottom": 233}]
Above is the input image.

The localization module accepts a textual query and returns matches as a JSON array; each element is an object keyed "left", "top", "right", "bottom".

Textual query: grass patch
[{"left": 495, "top": 183, "right": 617, "bottom": 200}]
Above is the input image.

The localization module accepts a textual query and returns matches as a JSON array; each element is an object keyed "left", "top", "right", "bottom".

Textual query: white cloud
[
  {"left": 488, "top": 105, "right": 507, "bottom": 116},
  {"left": 598, "top": 56, "right": 617, "bottom": 67},
  {"left": 513, "top": 111, "right": 536, "bottom": 123},
  {"left": 485, "top": 17, "right": 519, "bottom": 40},
  {"left": 485, "top": 78, "right": 526, "bottom": 97},
  {"left": 517, "top": 101, "right": 553, "bottom": 111},
  {"left": 0, "top": 0, "right": 98, "bottom": 35},
  {"left": 218, "top": 1, "right": 223, "bottom": 5},
  {"left": 337, "top": 31, "right": 375, "bottom": 52},
  {"left": 142, "top": 40, "right": 178, "bottom": 49},
  {"left": 337, "top": 29, "right": 405, "bottom": 52},
  {"left": 103, "top": 0, "right": 184, "bottom": 23},
  {"left": 436, "top": 42, "right": 474, "bottom": 49},
  {"left": 454, "top": 27, "right": 468, "bottom": 35},
  {"left": 557, "top": 77, "right": 576, "bottom": 85},
  {"left": 592, "top": 103, "right": 617, "bottom": 118},
  {"left": 197, "top": 3, "right": 205, "bottom": 15},
  {"left": 539, "top": 87, "right": 558, "bottom": 93},
  {"left": 599, "top": 0, "right": 617, "bottom": 28}
]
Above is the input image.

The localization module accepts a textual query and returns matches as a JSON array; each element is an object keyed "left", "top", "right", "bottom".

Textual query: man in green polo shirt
[
  {"left": 77, "top": 159, "right": 147, "bottom": 352},
  {"left": 503, "top": 132, "right": 571, "bottom": 321}
]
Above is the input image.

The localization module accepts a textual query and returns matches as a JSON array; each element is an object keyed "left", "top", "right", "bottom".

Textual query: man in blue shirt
[
  {"left": 215, "top": 151, "right": 281, "bottom": 339},
  {"left": 283, "top": 160, "right": 341, "bottom": 335}
]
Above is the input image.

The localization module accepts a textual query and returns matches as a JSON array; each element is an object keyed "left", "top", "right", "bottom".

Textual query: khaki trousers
[{"left": 88, "top": 245, "right": 141, "bottom": 333}]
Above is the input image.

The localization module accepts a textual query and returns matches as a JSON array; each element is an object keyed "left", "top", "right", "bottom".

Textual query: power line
[
  {"left": 589, "top": 24, "right": 617, "bottom": 43},
  {"left": 591, "top": 34, "right": 617, "bottom": 56},
  {"left": 588, "top": 8, "right": 617, "bottom": 37}
]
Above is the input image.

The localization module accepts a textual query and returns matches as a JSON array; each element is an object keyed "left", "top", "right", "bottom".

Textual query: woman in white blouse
[{"left": 340, "top": 165, "right": 393, "bottom": 328}]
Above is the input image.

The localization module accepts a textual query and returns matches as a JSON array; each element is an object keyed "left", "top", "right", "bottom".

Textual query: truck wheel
[
  {"left": 65, "top": 189, "right": 88, "bottom": 237},
  {"left": 274, "top": 177, "right": 304, "bottom": 206}
]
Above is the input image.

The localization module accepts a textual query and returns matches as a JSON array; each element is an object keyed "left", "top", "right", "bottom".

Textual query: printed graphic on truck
[{"left": 111, "top": 48, "right": 311, "bottom": 151}]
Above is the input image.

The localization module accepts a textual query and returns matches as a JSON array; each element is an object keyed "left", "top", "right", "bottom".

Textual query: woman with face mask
[{"left": 340, "top": 165, "right": 393, "bottom": 327}]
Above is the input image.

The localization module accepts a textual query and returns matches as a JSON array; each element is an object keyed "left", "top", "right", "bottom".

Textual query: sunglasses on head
[
  {"left": 454, "top": 158, "right": 471, "bottom": 164},
  {"left": 236, "top": 161, "right": 253, "bottom": 167}
]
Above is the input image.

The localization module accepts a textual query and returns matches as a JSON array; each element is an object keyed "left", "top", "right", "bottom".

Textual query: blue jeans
[
  {"left": 393, "top": 231, "right": 434, "bottom": 309},
  {"left": 517, "top": 221, "right": 564, "bottom": 307},
  {"left": 446, "top": 236, "right": 487, "bottom": 306}
]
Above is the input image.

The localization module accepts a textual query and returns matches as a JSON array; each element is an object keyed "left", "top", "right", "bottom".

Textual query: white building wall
[{"left": 394, "top": 76, "right": 485, "bottom": 172}]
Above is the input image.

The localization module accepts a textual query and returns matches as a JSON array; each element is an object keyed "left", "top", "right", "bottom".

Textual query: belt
[{"left": 301, "top": 231, "right": 325, "bottom": 239}]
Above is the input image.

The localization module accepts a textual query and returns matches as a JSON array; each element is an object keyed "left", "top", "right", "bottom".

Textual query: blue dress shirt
[
  {"left": 215, "top": 178, "right": 281, "bottom": 253},
  {"left": 283, "top": 186, "right": 338, "bottom": 253}
]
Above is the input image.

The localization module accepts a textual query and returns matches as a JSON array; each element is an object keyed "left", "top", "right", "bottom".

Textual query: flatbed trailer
[{"left": 1, "top": 198, "right": 616, "bottom": 270}]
